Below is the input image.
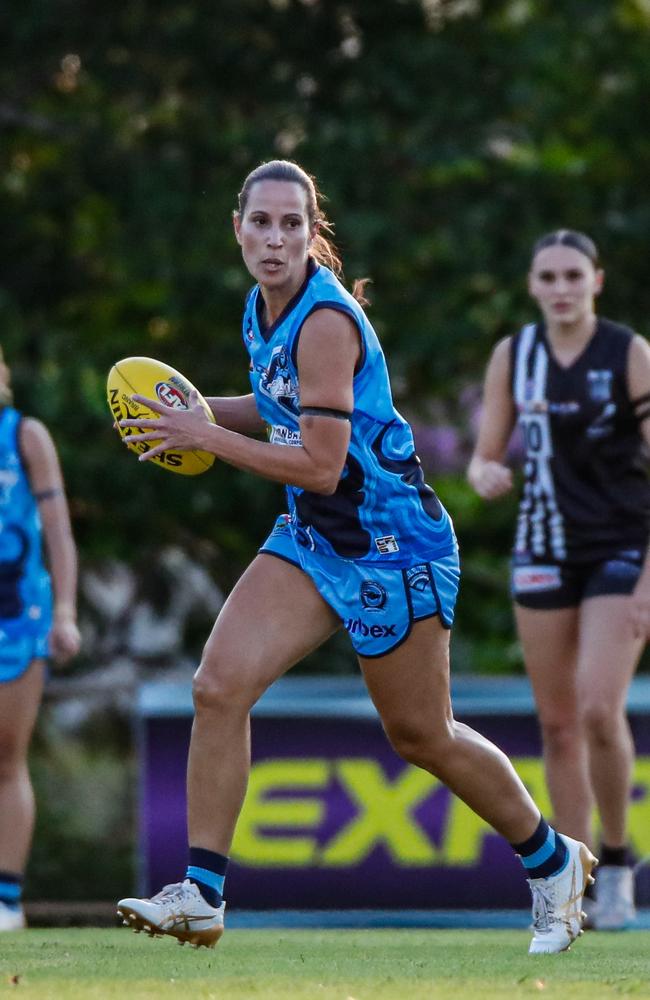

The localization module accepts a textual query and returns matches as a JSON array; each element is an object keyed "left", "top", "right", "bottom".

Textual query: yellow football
[{"left": 107, "top": 356, "right": 216, "bottom": 475}]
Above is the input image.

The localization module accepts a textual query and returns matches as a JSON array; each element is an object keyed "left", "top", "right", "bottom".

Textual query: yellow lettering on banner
[
  {"left": 230, "top": 754, "right": 650, "bottom": 870},
  {"left": 443, "top": 798, "right": 490, "bottom": 866},
  {"left": 320, "top": 760, "right": 439, "bottom": 866},
  {"left": 627, "top": 759, "right": 650, "bottom": 856},
  {"left": 512, "top": 759, "right": 552, "bottom": 818},
  {"left": 231, "top": 760, "right": 328, "bottom": 866}
]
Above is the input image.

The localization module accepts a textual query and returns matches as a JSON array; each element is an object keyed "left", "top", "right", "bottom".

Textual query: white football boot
[
  {"left": 117, "top": 880, "right": 225, "bottom": 948},
  {"left": 0, "top": 902, "right": 26, "bottom": 931},
  {"left": 592, "top": 866, "right": 636, "bottom": 930},
  {"left": 528, "top": 835, "right": 598, "bottom": 954}
]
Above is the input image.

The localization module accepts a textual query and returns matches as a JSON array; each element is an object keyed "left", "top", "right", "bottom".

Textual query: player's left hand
[
  {"left": 120, "top": 390, "right": 213, "bottom": 461},
  {"left": 50, "top": 618, "right": 82, "bottom": 664},
  {"left": 627, "top": 587, "right": 650, "bottom": 640}
]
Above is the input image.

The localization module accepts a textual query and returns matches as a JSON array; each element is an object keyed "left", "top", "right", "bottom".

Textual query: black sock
[{"left": 599, "top": 844, "right": 631, "bottom": 867}]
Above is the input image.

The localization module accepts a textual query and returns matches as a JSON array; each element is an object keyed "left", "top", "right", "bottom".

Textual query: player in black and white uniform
[{"left": 468, "top": 230, "right": 650, "bottom": 929}]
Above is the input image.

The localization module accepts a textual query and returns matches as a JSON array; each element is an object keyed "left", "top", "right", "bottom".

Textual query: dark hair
[
  {"left": 236, "top": 159, "right": 370, "bottom": 305},
  {"left": 531, "top": 229, "right": 600, "bottom": 267},
  {"left": 237, "top": 160, "right": 342, "bottom": 272}
]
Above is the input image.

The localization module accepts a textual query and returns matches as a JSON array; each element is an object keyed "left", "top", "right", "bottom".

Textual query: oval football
[{"left": 107, "top": 356, "right": 216, "bottom": 476}]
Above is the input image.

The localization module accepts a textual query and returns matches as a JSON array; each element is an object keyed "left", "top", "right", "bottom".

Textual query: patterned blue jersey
[
  {"left": 244, "top": 260, "right": 456, "bottom": 566},
  {"left": 0, "top": 407, "right": 51, "bottom": 630}
]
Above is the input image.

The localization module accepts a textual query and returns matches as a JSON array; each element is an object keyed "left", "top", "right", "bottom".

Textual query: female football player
[
  {"left": 0, "top": 346, "right": 80, "bottom": 931},
  {"left": 468, "top": 230, "right": 650, "bottom": 929},
  {"left": 116, "top": 164, "right": 596, "bottom": 952}
]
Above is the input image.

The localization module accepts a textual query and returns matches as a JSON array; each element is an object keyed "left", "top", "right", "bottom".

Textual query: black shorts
[{"left": 511, "top": 550, "right": 644, "bottom": 610}]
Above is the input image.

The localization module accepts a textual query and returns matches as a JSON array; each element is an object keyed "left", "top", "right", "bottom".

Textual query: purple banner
[{"left": 139, "top": 684, "right": 650, "bottom": 909}]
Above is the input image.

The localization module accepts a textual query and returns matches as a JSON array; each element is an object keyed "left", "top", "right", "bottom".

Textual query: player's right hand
[{"left": 470, "top": 460, "right": 513, "bottom": 500}]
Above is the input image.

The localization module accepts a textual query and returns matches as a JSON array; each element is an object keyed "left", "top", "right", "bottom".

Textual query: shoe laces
[
  {"left": 150, "top": 881, "right": 192, "bottom": 904},
  {"left": 530, "top": 882, "right": 555, "bottom": 932}
]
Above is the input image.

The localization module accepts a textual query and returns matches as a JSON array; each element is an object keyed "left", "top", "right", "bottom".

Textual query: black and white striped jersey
[{"left": 510, "top": 318, "right": 650, "bottom": 563}]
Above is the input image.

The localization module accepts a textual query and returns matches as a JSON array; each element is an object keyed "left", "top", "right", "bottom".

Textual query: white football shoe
[
  {"left": 528, "top": 835, "right": 598, "bottom": 954},
  {"left": 0, "top": 902, "right": 26, "bottom": 931},
  {"left": 117, "top": 880, "right": 225, "bottom": 948},
  {"left": 592, "top": 865, "right": 636, "bottom": 930}
]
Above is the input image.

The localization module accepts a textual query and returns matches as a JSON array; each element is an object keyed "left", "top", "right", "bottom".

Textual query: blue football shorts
[
  {"left": 0, "top": 596, "right": 52, "bottom": 683},
  {"left": 259, "top": 515, "right": 460, "bottom": 658},
  {"left": 511, "top": 548, "right": 645, "bottom": 610}
]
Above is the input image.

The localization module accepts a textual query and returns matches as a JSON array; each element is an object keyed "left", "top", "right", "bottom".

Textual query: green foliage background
[{"left": 3, "top": 0, "right": 650, "bottom": 671}]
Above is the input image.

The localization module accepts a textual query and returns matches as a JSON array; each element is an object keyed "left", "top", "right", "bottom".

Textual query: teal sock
[
  {"left": 0, "top": 871, "right": 22, "bottom": 910},
  {"left": 511, "top": 818, "right": 569, "bottom": 879},
  {"left": 185, "top": 847, "right": 228, "bottom": 907}
]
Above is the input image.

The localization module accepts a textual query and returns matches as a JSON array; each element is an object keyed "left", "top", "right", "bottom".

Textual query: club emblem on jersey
[
  {"left": 406, "top": 565, "right": 430, "bottom": 593},
  {"left": 360, "top": 579, "right": 387, "bottom": 611},
  {"left": 587, "top": 369, "right": 613, "bottom": 403},
  {"left": 257, "top": 345, "right": 300, "bottom": 418}
]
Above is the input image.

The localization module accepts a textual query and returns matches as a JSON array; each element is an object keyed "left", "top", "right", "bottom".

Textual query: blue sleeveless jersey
[
  {"left": 0, "top": 407, "right": 51, "bottom": 641},
  {"left": 243, "top": 260, "right": 456, "bottom": 566}
]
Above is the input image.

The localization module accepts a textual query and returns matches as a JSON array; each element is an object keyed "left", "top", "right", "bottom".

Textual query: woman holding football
[{"left": 117, "top": 164, "right": 596, "bottom": 953}]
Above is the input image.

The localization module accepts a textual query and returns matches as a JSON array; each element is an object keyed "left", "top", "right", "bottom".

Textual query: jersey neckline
[
  {"left": 537, "top": 317, "right": 601, "bottom": 373},
  {"left": 255, "top": 257, "right": 319, "bottom": 343}
]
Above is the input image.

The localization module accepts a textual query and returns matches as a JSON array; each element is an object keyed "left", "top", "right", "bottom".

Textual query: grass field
[{"left": 1, "top": 928, "right": 649, "bottom": 999}]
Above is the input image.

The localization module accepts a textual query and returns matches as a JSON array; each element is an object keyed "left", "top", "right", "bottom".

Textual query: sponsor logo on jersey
[
  {"left": 360, "top": 580, "right": 387, "bottom": 611},
  {"left": 406, "top": 565, "right": 430, "bottom": 592},
  {"left": 587, "top": 369, "right": 613, "bottom": 403},
  {"left": 155, "top": 381, "right": 188, "bottom": 409},
  {"left": 374, "top": 534, "right": 399, "bottom": 554},
  {"left": 513, "top": 565, "right": 562, "bottom": 593},
  {"left": 548, "top": 401, "right": 580, "bottom": 416},
  {"left": 269, "top": 425, "right": 302, "bottom": 447},
  {"left": 345, "top": 618, "right": 397, "bottom": 638}
]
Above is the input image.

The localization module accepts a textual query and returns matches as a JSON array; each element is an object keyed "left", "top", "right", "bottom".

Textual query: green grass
[{"left": 1, "top": 929, "right": 650, "bottom": 999}]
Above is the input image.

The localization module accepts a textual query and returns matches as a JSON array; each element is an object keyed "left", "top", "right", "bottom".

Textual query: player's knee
[
  {"left": 0, "top": 738, "right": 22, "bottom": 783},
  {"left": 581, "top": 701, "right": 620, "bottom": 746},
  {"left": 539, "top": 717, "right": 578, "bottom": 755},
  {"left": 384, "top": 717, "right": 453, "bottom": 768},
  {"left": 192, "top": 658, "right": 260, "bottom": 716}
]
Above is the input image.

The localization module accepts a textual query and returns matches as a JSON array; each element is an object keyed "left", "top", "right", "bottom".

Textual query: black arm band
[
  {"left": 300, "top": 406, "right": 352, "bottom": 421},
  {"left": 35, "top": 487, "right": 64, "bottom": 502},
  {"left": 632, "top": 391, "right": 650, "bottom": 412}
]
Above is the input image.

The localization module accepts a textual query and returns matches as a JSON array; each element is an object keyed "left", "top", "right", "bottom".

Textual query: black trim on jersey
[
  {"left": 255, "top": 258, "right": 319, "bottom": 343},
  {"left": 14, "top": 412, "right": 30, "bottom": 484},
  {"left": 257, "top": 548, "right": 304, "bottom": 572},
  {"left": 370, "top": 424, "right": 443, "bottom": 522},
  {"left": 290, "top": 301, "right": 366, "bottom": 376},
  {"left": 300, "top": 406, "right": 352, "bottom": 421}
]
